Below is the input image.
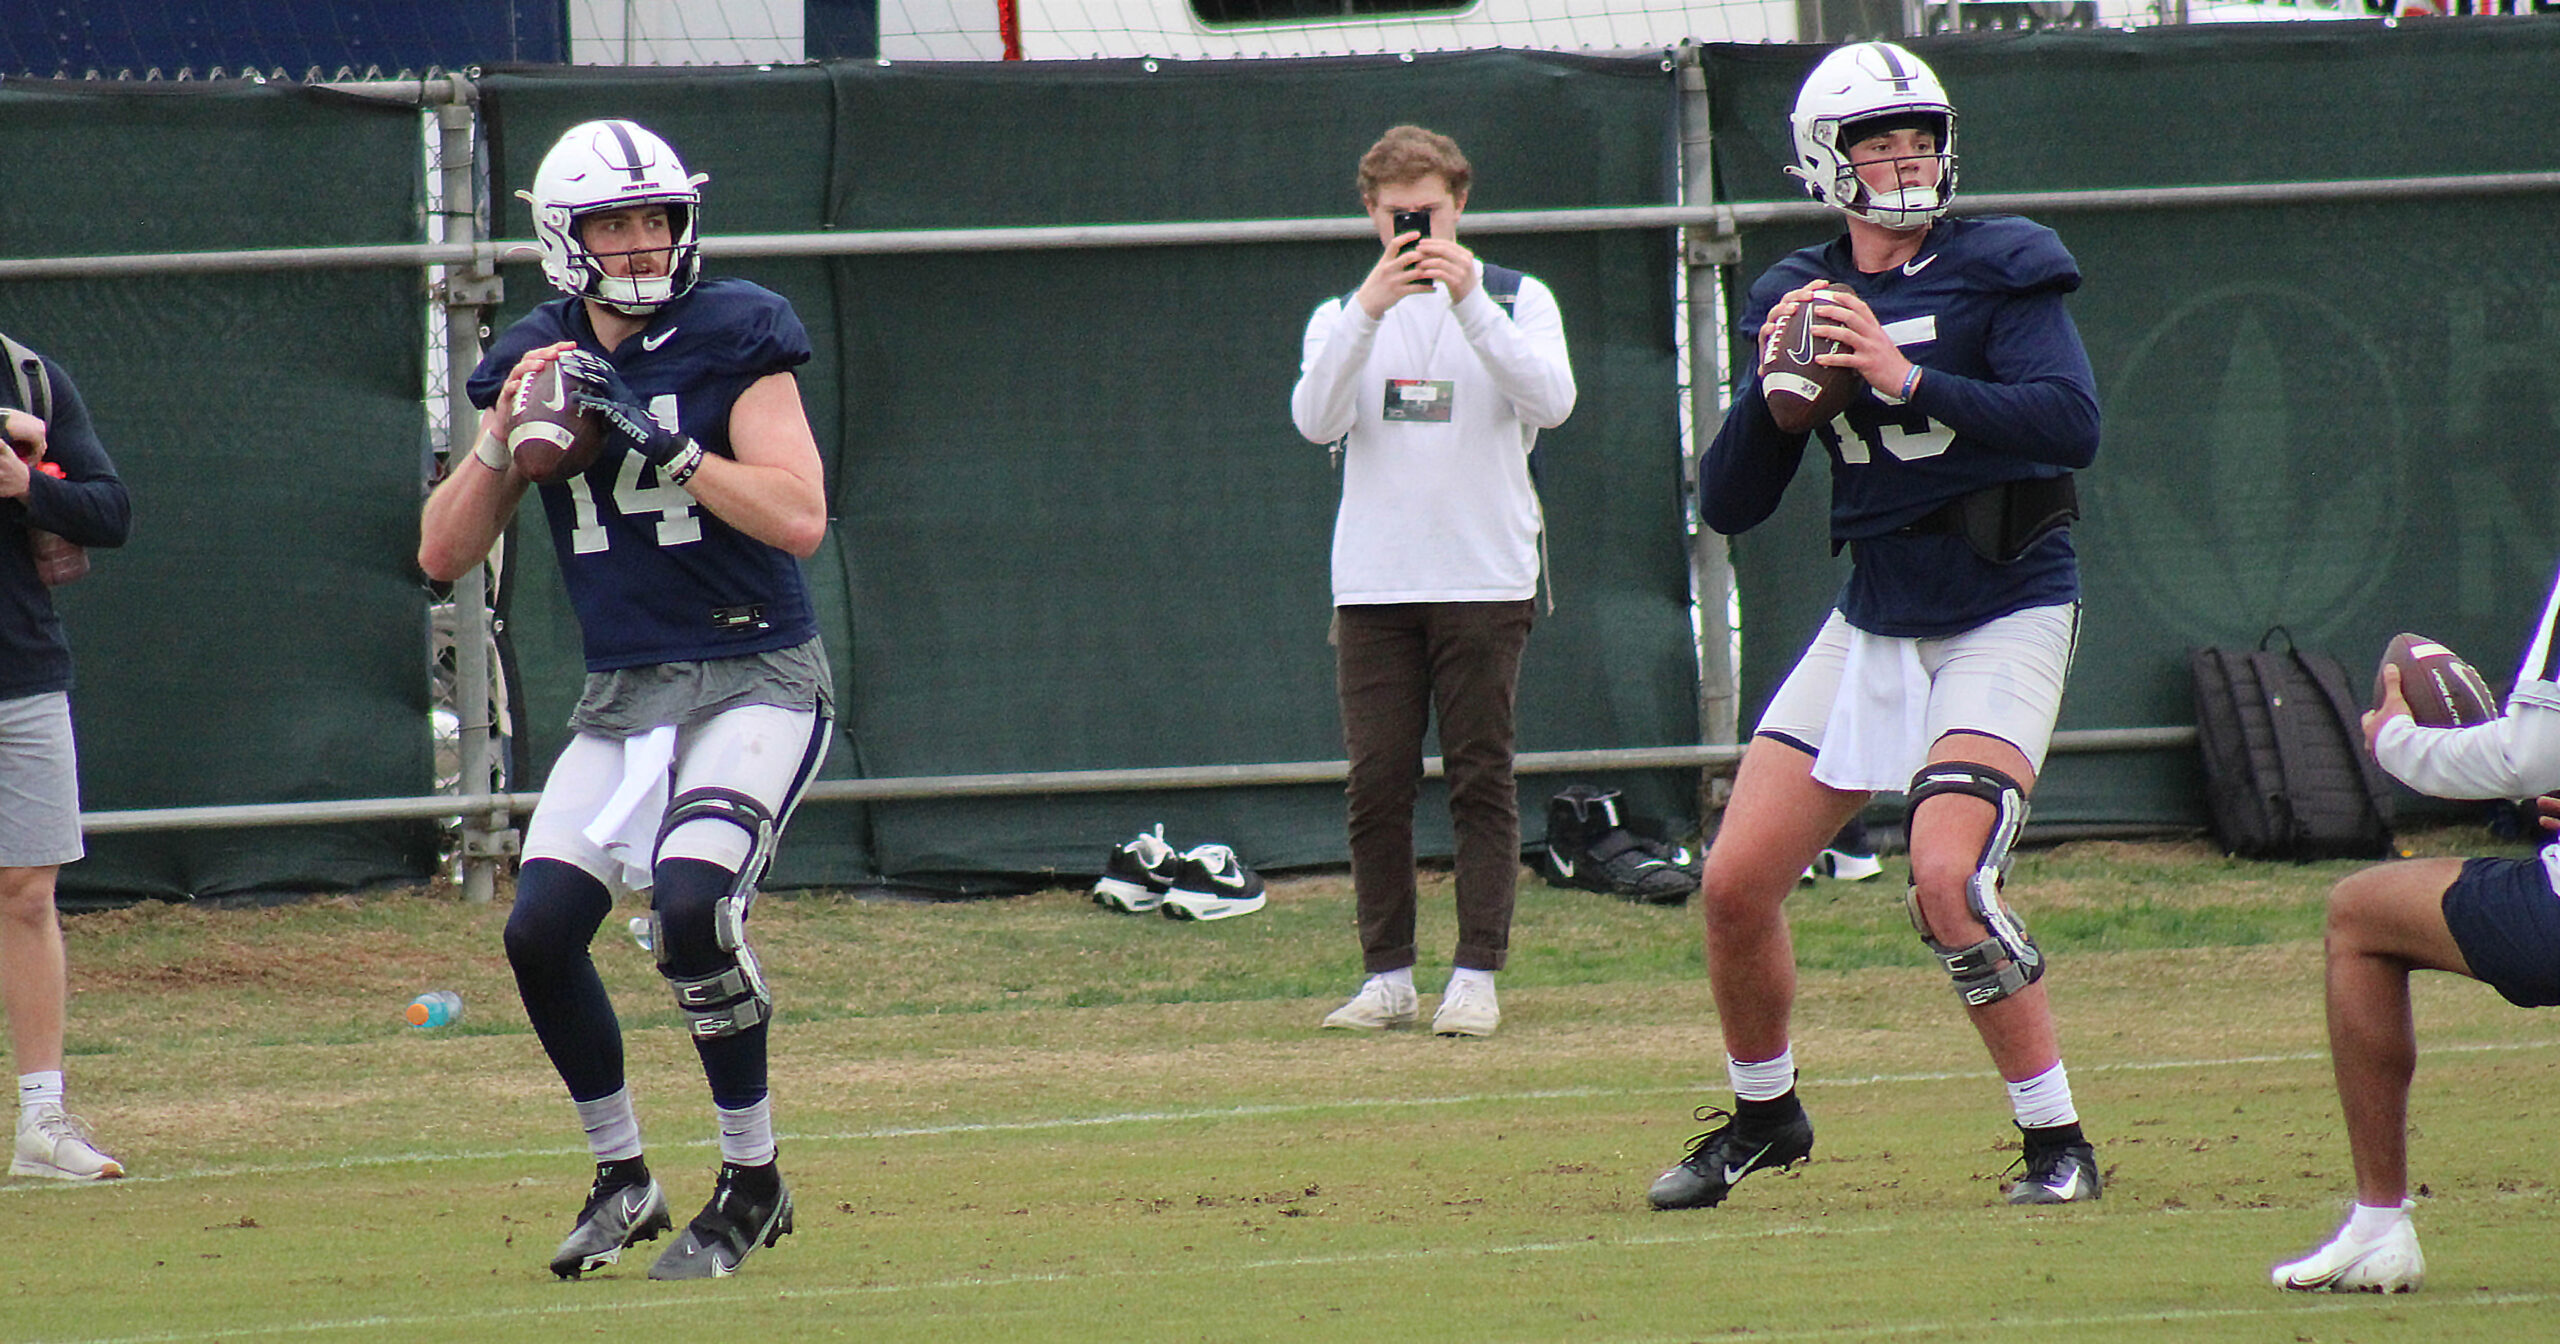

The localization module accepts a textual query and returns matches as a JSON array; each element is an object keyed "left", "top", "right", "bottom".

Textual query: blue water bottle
[{"left": 405, "top": 990, "right": 462, "bottom": 1029}]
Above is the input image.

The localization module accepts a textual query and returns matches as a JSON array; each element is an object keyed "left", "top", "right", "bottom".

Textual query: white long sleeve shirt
[{"left": 1289, "top": 262, "right": 1575, "bottom": 605}]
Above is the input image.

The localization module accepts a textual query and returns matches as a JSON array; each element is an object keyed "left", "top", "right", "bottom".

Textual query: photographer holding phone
[{"left": 1290, "top": 125, "right": 1575, "bottom": 1039}]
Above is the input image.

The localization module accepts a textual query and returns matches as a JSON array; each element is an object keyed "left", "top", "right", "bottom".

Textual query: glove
[{"left": 559, "top": 349, "right": 687, "bottom": 466}]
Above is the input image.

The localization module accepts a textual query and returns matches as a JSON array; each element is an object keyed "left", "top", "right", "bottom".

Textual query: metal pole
[
  {"left": 433, "top": 76, "right": 509, "bottom": 904},
  {"left": 1677, "top": 45, "right": 1742, "bottom": 821}
]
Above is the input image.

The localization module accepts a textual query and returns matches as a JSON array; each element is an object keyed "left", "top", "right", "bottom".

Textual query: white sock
[
  {"left": 1374, "top": 967, "right": 1415, "bottom": 994},
  {"left": 718, "top": 1096, "right": 777, "bottom": 1167},
  {"left": 573, "top": 1086, "right": 645, "bottom": 1163},
  {"left": 2006, "top": 1061, "right": 2079, "bottom": 1129},
  {"left": 1446, "top": 967, "right": 1495, "bottom": 995},
  {"left": 2345, "top": 1200, "right": 2413, "bottom": 1242},
  {"left": 1728, "top": 1048, "right": 1797, "bottom": 1102},
  {"left": 19, "top": 1070, "right": 65, "bottom": 1116}
]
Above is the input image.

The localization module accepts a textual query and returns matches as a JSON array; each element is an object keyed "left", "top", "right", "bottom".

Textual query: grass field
[{"left": 9, "top": 828, "right": 2558, "bottom": 1343}]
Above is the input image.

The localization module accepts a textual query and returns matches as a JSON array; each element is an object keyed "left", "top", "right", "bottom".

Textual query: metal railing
[{"left": 22, "top": 67, "right": 2553, "bottom": 892}]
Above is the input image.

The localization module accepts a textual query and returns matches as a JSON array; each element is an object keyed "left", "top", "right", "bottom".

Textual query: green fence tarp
[
  {"left": 479, "top": 51, "right": 1696, "bottom": 888},
  {"left": 0, "top": 83, "right": 435, "bottom": 900},
  {"left": 1705, "top": 23, "right": 2560, "bottom": 829}
]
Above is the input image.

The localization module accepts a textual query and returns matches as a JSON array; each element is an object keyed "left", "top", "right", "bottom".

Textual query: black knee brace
[{"left": 647, "top": 788, "right": 778, "bottom": 1040}]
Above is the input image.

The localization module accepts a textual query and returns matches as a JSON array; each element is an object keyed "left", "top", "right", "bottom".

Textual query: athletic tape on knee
[{"left": 1904, "top": 761, "right": 2043, "bottom": 1005}]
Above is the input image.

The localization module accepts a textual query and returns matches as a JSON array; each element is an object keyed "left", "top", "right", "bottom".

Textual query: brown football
[
  {"left": 2376, "top": 632, "right": 2499, "bottom": 728},
  {"left": 1759, "top": 282, "right": 1862, "bottom": 434},
  {"left": 507, "top": 358, "right": 606, "bottom": 483}
]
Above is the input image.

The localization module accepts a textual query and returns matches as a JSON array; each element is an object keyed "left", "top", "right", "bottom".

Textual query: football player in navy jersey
[
  {"left": 1648, "top": 43, "right": 2105, "bottom": 1212},
  {"left": 420, "top": 119, "right": 832, "bottom": 1280}
]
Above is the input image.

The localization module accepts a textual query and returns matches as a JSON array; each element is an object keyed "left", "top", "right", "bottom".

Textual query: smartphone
[{"left": 1392, "top": 208, "right": 1432, "bottom": 252}]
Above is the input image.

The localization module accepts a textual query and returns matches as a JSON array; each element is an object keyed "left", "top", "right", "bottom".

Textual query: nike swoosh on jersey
[
  {"left": 642, "top": 327, "right": 679, "bottom": 351},
  {"left": 1901, "top": 253, "right": 1939, "bottom": 276}
]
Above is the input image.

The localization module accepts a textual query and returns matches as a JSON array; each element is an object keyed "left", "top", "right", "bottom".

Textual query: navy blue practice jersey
[
  {"left": 468, "top": 278, "right": 818, "bottom": 671},
  {"left": 1700, "top": 215, "right": 2100, "bottom": 638}
]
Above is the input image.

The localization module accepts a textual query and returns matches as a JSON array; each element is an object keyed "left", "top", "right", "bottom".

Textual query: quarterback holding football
[
  {"left": 1652, "top": 41, "right": 2104, "bottom": 1214},
  {"left": 418, "top": 119, "right": 832, "bottom": 1281}
]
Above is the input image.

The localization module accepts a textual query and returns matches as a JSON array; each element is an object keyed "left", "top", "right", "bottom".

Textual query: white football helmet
[
  {"left": 1786, "top": 42, "right": 1957, "bottom": 231},
  {"left": 520, "top": 119, "right": 709, "bottom": 314}
]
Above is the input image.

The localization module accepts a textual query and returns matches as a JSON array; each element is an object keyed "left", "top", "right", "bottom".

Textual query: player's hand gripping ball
[
  {"left": 1759, "top": 283, "right": 1862, "bottom": 434},
  {"left": 507, "top": 357, "right": 606, "bottom": 483},
  {"left": 2376, "top": 632, "right": 2499, "bottom": 727}
]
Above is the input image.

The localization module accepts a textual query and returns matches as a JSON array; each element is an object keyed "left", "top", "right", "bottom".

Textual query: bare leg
[
  {"left": 0, "top": 865, "right": 67, "bottom": 1076},
  {"left": 2321, "top": 859, "right": 2472, "bottom": 1207},
  {"left": 1699, "top": 739, "right": 1867, "bottom": 1063}
]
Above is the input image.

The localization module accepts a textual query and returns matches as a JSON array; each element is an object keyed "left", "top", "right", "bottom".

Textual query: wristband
[
  {"left": 471, "top": 428, "right": 510, "bottom": 473},
  {"left": 1898, "top": 365, "right": 1924, "bottom": 402},
  {"left": 663, "top": 438, "right": 707, "bottom": 487}
]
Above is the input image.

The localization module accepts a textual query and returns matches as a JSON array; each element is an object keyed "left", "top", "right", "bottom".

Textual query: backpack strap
[
  {"left": 0, "top": 331, "right": 49, "bottom": 421},
  {"left": 2294, "top": 647, "right": 2396, "bottom": 835}
]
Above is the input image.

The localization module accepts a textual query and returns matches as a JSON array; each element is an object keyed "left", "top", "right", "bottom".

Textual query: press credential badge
[{"left": 1383, "top": 378, "right": 1455, "bottom": 423}]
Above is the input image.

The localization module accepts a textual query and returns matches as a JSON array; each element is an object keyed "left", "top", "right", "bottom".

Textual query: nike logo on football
[
  {"left": 1901, "top": 254, "right": 1939, "bottom": 276},
  {"left": 641, "top": 327, "right": 678, "bottom": 351}
]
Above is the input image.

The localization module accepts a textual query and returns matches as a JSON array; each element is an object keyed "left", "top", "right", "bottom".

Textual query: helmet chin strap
[{"left": 1852, "top": 186, "right": 1942, "bottom": 231}]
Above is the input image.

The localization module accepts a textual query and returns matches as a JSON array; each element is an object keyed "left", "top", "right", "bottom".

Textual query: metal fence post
[
  {"left": 433, "top": 75, "right": 512, "bottom": 904},
  {"left": 1677, "top": 45, "right": 1742, "bottom": 822}
]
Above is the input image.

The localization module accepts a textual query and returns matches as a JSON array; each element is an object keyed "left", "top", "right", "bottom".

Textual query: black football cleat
[
  {"left": 1646, "top": 1103, "right": 1815, "bottom": 1210},
  {"left": 648, "top": 1162, "right": 795, "bottom": 1280},
  {"left": 2006, "top": 1129, "right": 2103, "bottom": 1205},
  {"left": 550, "top": 1168, "right": 673, "bottom": 1279}
]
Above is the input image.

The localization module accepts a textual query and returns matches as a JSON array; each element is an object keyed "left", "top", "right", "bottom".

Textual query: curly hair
[{"left": 1357, "top": 125, "right": 1472, "bottom": 203}]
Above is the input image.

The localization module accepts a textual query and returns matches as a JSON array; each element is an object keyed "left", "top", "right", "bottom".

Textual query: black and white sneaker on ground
[
  {"left": 1161, "top": 843, "right": 1266, "bottom": 921},
  {"left": 1550, "top": 828, "right": 1697, "bottom": 905},
  {"left": 1542, "top": 785, "right": 1697, "bottom": 905},
  {"left": 649, "top": 1162, "right": 795, "bottom": 1280},
  {"left": 1093, "top": 824, "right": 1180, "bottom": 913},
  {"left": 550, "top": 1167, "right": 672, "bottom": 1278},
  {"left": 1646, "top": 1103, "right": 1815, "bottom": 1210},
  {"left": 2006, "top": 1132, "right": 2103, "bottom": 1205},
  {"left": 1800, "top": 847, "right": 1886, "bottom": 885}
]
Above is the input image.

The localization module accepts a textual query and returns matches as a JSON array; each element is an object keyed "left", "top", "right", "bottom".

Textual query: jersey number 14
[{"left": 564, "top": 394, "right": 700, "bottom": 554}]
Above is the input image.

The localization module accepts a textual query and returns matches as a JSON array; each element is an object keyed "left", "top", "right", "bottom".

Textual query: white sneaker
[
  {"left": 2272, "top": 1217, "right": 2424, "bottom": 1293},
  {"left": 1321, "top": 977, "right": 1418, "bottom": 1030},
  {"left": 13, "top": 1104, "right": 125, "bottom": 1181},
  {"left": 1432, "top": 978, "right": 1500, "bottom": 1038}
]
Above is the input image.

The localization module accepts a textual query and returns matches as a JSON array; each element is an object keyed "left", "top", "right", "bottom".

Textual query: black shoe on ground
[
  {"left": 549, "top": 1164, "right": 673, "bottom": 1279},
  {"left": 1646, "top": 1102, "right": 1814, "bottom": 1210},
  {"left": 2006, "top": 1125, "right": 2102, "bottom": 1205},
  {"left": 1093, "top": 824, "right": 1180, "bottom": 913},
  {"left": 648, "top": 1162, "right": 795, "bottom": 1280}
]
